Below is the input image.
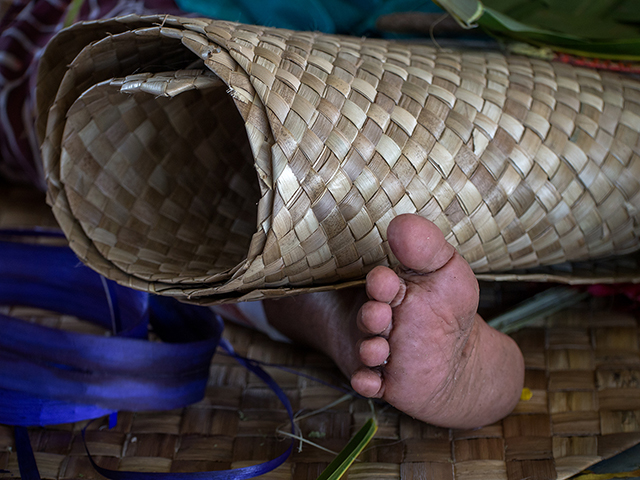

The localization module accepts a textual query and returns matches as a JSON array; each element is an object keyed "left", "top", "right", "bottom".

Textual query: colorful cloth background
[
  {"left": 175, "top": 0, "right": 441, "bottom": 35},
  {"left": 0, "top": 0, "right": 184, "bottom": 187}
]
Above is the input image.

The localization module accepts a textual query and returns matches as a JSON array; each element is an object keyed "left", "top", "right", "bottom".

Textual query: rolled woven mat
[
  {"left": 1, "top": 302, "right": 640, "bottom": 480},
  {"left": 37, "top": 15, "right": 640, "bottom": 303}
]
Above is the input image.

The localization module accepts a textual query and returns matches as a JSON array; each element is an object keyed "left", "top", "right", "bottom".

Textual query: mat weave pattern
[
  {"left": 1, "top": 188, "right": 640, "bottom": 479},
  {"left": 37, "top": 15, "right": 640, "bottom": 303},
  {"left": 0, "top": 303, "right": 639, "bottom": 480}
]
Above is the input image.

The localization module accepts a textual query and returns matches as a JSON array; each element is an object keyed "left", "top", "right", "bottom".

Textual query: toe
[
  {"left": 389, "top": 214, "right": 479, "bottom": 321},
  {"left": 359, "top": 336, "right": 390, "bottom": 367},
  {"left": 357, "top": 301, "right": 392, "bottom": 335},
  {"left": 366, "top": 266, "right": 401, "bottom": 303},
  {"left": 387, "top": 214, "right": 456, "bottom": 274},
  {"left": 351, "top": 368, "right": 384, "bottom": 398}
]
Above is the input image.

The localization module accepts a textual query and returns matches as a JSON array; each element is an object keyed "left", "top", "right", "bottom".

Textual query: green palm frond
[
  {"left": 435, "top": 0, "right": 640, "bottom": 60},
  {"left": 316, "top": 418, "right": 378, "bottom": 480}
]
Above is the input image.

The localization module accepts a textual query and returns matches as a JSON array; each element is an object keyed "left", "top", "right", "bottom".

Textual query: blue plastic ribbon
[
  {"left": 14, "top": 426, "right": 41, "bottom": 480},
  {"left": 0, "top": 232, "right": 294, "bottom": 479},
  {"left": 0, "top": 239, "right": 148, "bottom": 338},
  {"left": 82, "top": 338, "right": 294, "bottom": 480},
  {"left": 0, "top": 239, "right": 216, "bottom": 424}
]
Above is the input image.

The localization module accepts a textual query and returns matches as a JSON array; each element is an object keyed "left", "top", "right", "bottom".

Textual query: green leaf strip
[
  {"left": 433, "top": 0, "right": 484, "bottom": 28},
  {"left": 435, "top": 0, "right": 640, "bottom": 61},
  {"left": 316, "top": 418, "right": 378, "bottom": 480}
]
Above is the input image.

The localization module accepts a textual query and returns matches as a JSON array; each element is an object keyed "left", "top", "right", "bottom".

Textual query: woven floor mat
[{"left": 1, "top": 298, "right": 639, "bottom": 480}]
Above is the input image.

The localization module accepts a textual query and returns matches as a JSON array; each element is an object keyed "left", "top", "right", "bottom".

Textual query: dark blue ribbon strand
[
  {"left": 14, "top": 427, "right": 41, "bottom": 480},
  {"left": 0, "top": 232, "right": 294, "bottom": 479},
  {"left": 0, "top": 389, "right": 114, "bottom": 427},
  {"left": 0, "top": 311, "right": 218, "bottom": 414},
  {"left": 0, "top": 228, "right": 66, "bottom": 238}
]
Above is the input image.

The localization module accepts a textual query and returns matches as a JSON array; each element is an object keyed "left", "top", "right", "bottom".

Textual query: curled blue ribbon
[{"left": 0, "top": 232, "right": 294, "bottom": 479}]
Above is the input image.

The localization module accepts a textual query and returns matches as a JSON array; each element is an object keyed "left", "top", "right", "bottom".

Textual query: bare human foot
[{"left": 264, "top": 214, "right": 524, "bottom": 429}]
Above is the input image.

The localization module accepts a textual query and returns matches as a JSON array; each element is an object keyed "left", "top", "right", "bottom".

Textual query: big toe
[
  {"left": 388, "top": 214, "right": 479, "bottom": 317},
  {"left": 387, "top": 214, "right": 455, "bottom": 274}
]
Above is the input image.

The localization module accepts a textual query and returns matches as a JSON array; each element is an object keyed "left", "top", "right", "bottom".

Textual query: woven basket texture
[{"left": 37, "top": 15, "right": 640, "bottom": 303}]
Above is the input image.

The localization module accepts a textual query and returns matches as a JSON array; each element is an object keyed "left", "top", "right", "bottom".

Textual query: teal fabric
[{"left": 175, "top": 0, "right": 442, "bottom": 35}]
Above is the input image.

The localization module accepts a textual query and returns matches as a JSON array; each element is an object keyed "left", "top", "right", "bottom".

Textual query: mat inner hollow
[{"left": 60, "top": 76, "right": 260, "bottom": 281}]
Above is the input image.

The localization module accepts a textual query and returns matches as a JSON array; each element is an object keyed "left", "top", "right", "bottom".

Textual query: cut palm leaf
[
  {"left": 316, "top": 418, "right": 378, "bottom": 480},
  {"left": 487, "top": 287, "right": 588, "bottom": 335},
  {"left": 63, "top": 0, "right": 86, "bottom": 27},
  {"left": 433, "top": 0, "right": 483, "bottom": 27},
  {"left": 435, "top": 0, "right": 640, "bottom": 61}
]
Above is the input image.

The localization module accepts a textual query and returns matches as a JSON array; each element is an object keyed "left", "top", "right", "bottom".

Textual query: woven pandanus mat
[
  {"left": 1, "top": 186, "right": 640, "bottom": 479},
  {"left": 37, "top": 15, "right": 640, "bottom": 304},
  {"left": 0, "top": 301, "right": 639, "bottom": 480}
]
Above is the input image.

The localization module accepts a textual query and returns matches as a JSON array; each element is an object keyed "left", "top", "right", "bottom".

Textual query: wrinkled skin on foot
[{"left": 265, "top": 214, "right": 524, "bottom": 429}]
